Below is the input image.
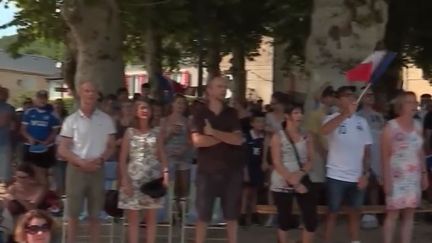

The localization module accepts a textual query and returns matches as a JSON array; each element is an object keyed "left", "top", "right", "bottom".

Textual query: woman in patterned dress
[
  {"left": 118, "top": 98, "right": 169, "bottom": 243},
  {"left": 382, "top": 91, "right": 429, "bottom": 243}
]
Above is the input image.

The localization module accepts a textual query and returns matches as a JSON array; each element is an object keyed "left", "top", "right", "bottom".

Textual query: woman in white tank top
[{"left": 270, "top": 102, "right": 317, "bottom": 243}]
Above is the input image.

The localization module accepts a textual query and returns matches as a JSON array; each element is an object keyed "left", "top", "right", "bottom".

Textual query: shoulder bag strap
[{"left": 283, "top": 131, "right": 303, "bottom": 170}]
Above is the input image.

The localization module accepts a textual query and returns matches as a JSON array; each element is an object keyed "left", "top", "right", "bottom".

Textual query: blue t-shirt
[
  {"left": 0, "top": 102, "right": 15, "bottom": 146},
  {"left": 22, "top": 107, "right": 60, "bottom": 144},
  {"left": 245, "top": 130, "right": 264, "bottom": 167}
]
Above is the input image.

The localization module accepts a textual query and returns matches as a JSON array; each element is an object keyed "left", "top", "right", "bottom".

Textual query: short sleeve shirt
[
  {"left": 22, "top": 107, "right": 60, "bottom": 145},
  {"left": 323, "top": 113, "right": 373, "bottom": 182},
  {"left": 191, "top": 104, "right": 243, "bottom": 173},
  {"left": 357, "top": 109, "right": 385, "bottom": 176},
  {"left": 60, "top": 109, "right": 116, "bottom": 160}
]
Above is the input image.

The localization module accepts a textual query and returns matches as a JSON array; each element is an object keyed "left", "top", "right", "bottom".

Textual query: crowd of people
[{"left": 0, "top": 77, "right": 431, "bottom": 243}]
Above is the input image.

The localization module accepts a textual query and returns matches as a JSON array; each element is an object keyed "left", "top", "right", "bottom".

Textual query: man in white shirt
[
  {"left": 321, "top": 86, "right": 372, "bottom": 243},
  {"left": 58, "top": 81, "right": 116, "bottom": 243}
]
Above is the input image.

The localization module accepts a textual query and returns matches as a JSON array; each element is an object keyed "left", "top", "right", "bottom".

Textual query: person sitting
[
  {"left": 5, "top": 164, "right": 60, "bottom": 218},
  {"left": 14, "top": 209, "right": 56, "bottom": 243}
]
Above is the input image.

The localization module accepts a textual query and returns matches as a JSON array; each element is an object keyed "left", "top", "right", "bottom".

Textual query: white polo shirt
[
  {"left": 60, "top": 109, "right": 116, "bottom": 160},
  {"left": 322, "top": 113, "right": 373, "bottom": 182}
]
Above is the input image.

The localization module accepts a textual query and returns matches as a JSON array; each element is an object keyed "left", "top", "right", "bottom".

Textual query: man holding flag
[{"left": 321, "top": 86, "right": 373, "bottom": 243}]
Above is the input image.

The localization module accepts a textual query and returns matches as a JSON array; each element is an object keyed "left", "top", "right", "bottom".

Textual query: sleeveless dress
[
  {"left": 118, "top": 128, "right": 163, "bottom": 210},
  {"left": 386, "top": 120, "right": 423, "bottom": 210},
  {"left": 164, "top": 118, "right": 191, "bottom": 171},
  {"left": 270, "top": 130, "right": 308, "bottom": 193}
]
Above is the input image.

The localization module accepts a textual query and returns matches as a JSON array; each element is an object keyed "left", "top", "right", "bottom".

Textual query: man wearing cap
[
  {"left": 20, "top": 90, "right": 60, "bottom": 186},
  {"left": 321, "top": 86, "right": 372, "bottom": 243},
  {"left": 0, "top": 87, "right": 16, "bottom": 184}
]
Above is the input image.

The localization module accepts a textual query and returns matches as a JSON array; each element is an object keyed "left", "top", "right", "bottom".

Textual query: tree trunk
[
  {"left": 303, "top": 0, "right": 388, "bottom": 111},
  {"left": 61, "top": 0, "right": 124, "bottom": 96},
  {"left": 63, "top": 31, "right": 78, "bottom": 97},
  {"left": 145, "top": 7, "right": 163, "bottom": 98},
  {"left": 206, "top": 30, "right": 222, "bottom": 81},
  {"left": 231, "top": 44, "right": 246, "bottom": 102}
]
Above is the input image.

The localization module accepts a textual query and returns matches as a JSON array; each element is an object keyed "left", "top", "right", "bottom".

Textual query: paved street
[{"left": 68, "top": 219, "right": 432, "bottom": 243}]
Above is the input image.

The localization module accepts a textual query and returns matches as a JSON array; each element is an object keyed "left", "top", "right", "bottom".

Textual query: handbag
[
  {"left": 104, "top": 190, "right": 123, "bottom": 218},
  {"left": 283, "top": 131, "right": 312, "bottom": 189},
  {"left": 140, "top": 178, "right": 167, "bottom": 199}
]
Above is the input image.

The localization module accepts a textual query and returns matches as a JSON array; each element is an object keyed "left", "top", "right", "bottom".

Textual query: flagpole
[{"left": 356, "top": 82, "right": 372, "bottom": 104}]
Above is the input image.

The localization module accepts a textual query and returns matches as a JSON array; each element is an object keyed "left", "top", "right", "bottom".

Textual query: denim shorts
[{"left": 326, "top": 177, "right": 365, "bottom": 213}]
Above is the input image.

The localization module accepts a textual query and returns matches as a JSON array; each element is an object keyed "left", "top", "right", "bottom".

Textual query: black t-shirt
[
  {"left": 424, "top": 111, "right": 432, "bottom": 147},
  {"left": 191, "top": 104, "right": 244, "bottom": 173}
]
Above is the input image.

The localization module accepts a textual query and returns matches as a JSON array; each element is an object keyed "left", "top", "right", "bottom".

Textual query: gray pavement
[{"left": 68, "top": 220, "right": 432, "bottom": 243}]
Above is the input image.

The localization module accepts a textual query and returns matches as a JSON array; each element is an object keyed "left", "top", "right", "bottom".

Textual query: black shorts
[
  {"left": 23, "top": 145, "right": 56, "bottom": 169},
  {"left": 195, "top": 169, "right": 243, "bottom": 222}
]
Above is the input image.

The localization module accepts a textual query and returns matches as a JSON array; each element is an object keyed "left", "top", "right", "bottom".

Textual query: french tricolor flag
[{"left": 346, "top": 51, "right": 397, "bottom": 83}]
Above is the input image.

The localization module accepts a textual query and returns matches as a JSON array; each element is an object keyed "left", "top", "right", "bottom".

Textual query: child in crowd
[{"left": 240, "top": 112, "right": 265, "bottom": 226}]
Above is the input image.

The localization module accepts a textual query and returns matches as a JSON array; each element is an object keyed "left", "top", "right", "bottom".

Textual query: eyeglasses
[{"left": 25, "top": 223, "right": 50, "bottom": 235}]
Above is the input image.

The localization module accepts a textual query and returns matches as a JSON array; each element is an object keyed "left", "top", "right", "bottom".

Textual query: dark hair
[
  {"left": 169, "top": 94, "right": 189, "bottom": 117},
  {"left": 271, "top": 92, "right": 290, "bottom": 104},
  {"left": 105, "top": 94, "right": 117, "bottom": 101},
  {"left": 16, "top": 164, "right": 35, "bottom": 178},
  {"left": 421, "top": 94, "right": 431, "bottom": 99},
  {"left": 250, "top": 111, "right": 265, "bottom": 122},
  {"left": 141, "top": 83, "right": 151, "bottom": 89},
  {"left": 14, "top": 210, "right": 56, "bottom": 243},
  {"left": 322, "top": 86, "right": 335, "bottom": 98},
  {"left": 133, "top": 93, "right": 141, "bottom": 101},
  {"left": 336, "top": 86, "right": 356, "bottom": 98},
  {"left": 132, "top": 98, "right": 154, "bottom": 129},
  {"left": 116, "top": 87, "right": 128, "bottom": 96},
  {"left": 251, "top": 111, "right": 265, "bottom": 118},
  {"left": 283, "top": 102, "right": 303, "bottom": 114}
]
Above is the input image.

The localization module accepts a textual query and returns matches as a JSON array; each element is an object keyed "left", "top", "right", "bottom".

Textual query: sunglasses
[{"left": 25, "top": 223, "right": 50, "bottom": 235}]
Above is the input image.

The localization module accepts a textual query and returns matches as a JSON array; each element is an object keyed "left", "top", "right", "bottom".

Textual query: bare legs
[
  {"left": 324, "top": 210, "right": 360, "bottom": 243},
  {"left": 226, "top": 220, "right": 238, "bottom": 243},
  {"left": 384, "top": 209, "right": 415, "bottom": 243},
  {"left": 347, "top": 209, "right": 361, "bottom": 242},
  {"left": 195, "top": 220, "right": 208, "bottom": 243},
  {"left": 127, "top": 210, "right": 140, "bottom": 243},
  {"left": 277, "top": 229, "right": 314, "bottom": 243},
  {"left": 66, "top": 218, "right": 78, "bottom": 243},
  {"left": 66, "top": 216, "right": 101, "bottom": 243},
  {"left": 88, "top": 217, "right": 101, "bottom": 243},
  {"left": 324, "top": 213, "right": 337, "bottom": 243},
  {"left": 126, "top": 209, "right": 157, "bottom": 243},
  {"left": 195, "top": 219, "right": 238, "bottom": 243}
]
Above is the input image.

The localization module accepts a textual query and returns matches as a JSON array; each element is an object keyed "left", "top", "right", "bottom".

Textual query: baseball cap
[{"left": 36, "top": 90, "right": 48, "bottom": 99}]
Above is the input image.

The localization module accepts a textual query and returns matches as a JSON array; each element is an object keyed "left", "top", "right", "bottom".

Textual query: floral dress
[
  {"left": 118, "top": 128, "right": 163, "bottom": 210},
  {"left": 386, "top": 120, "right": 423, "bottom": 210}
]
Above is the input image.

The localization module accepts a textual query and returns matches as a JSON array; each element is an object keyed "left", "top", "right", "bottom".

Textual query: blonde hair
[
  {"left": 14, "top": 210, "right": 56, "bottom": 243},
  {"left": 393, "top": 91, "right": 416, "bottom": 116},
  {"left": 78, "top": 80, "right": 99, "bottom": 91}
]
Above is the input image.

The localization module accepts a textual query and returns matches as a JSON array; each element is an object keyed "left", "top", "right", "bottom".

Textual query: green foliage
[
  {"left": 266, "top": 0, "right": 313, "bottom": 71},
  {"left": 10, "top": 90, "right": 33, "bottom": 108},
  {"left": 385, "top": 0, "right": 432, "bottom": 83},
  {"left": 0, "top": 35, "right": 64, "bottom": 59},
  {"left": 0, "top": 0, "right": 65, "bottom": 57}
]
